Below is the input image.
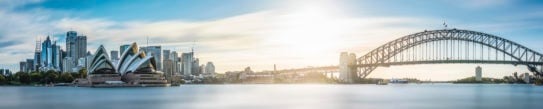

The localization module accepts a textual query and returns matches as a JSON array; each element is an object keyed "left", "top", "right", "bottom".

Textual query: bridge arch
[{"left": 355, "top": 29, "right": 543, "bottom": 79}]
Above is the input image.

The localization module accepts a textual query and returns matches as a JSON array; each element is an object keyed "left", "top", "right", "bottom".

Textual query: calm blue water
[{"left": 0, "top": 84, "right": 542, "bottom": 109}]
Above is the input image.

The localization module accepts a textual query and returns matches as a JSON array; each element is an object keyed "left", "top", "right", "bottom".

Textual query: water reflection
[{"left": 0, "top": 84, "right": 542, "bottom": 109}]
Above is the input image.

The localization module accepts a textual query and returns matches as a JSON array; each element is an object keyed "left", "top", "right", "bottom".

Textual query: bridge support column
[{"left": 339, "top": 52, "right": 357, "bottom": 83}]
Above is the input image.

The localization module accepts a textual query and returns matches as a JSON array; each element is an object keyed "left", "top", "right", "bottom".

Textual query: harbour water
[{"left": 1, "top": 84, "right": 542, "bottom": 109}]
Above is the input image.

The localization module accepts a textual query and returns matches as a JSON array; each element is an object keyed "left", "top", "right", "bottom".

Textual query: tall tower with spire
[{"left": 33, "top": 37, "right": 42, "bottom": 71}]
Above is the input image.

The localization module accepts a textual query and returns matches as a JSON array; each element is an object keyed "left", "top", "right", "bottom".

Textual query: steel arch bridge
[{"left": 354, "top": 29, "right": 543, "bottom": 79}]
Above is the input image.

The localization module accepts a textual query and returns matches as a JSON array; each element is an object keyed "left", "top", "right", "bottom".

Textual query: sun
[{"left": 267, "top": 0, "right": 351, "bottom": 56}]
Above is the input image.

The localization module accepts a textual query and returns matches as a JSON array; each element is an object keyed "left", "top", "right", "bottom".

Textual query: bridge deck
[{"left": 357, "top": 60, "right": 543, "bottom": 67}]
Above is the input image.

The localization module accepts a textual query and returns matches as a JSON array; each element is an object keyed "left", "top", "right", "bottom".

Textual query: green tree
[
  {"left": 15, "top": 71, "right": 31, "bottom": 84},
  {"left": 59, "top": 73, "right": 74, "bottom": 83},
  {"left": 78, "top": 68, "right": 87, "bottom": 78},
  {"left": 30, "top": 72, "right": 42, "bottom": 84},
  {"left": 71, "top": 72, "right": 81, "bottom": 79},
  {"left": 44, "top": 70, "right": 59, "bottom": 84},
  {"left": 0, "top": 75, "right": 7, "bottom": 85}
]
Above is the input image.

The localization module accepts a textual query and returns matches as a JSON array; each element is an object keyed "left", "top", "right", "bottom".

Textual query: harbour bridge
[{"left": 337, "top": 29, "right": 543, "bottom": 82}]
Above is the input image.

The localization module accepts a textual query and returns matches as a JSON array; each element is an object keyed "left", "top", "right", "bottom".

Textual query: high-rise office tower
[
  {"left": 65, "top": 31, "right": 87, "bottom": 70},
  {"left": 76, "top": 35, "right": 87, "bottom": 63},
  {"left": 163, "top": 50, "right": 170, "bottom": 61},
  {"left": 192, "top": 58, "right": 200, "bottom": 75},
  {"left": 171, "top": 51, "right": 179, "bottom": 74},
  {"left": 66, "top": 31, "right": 77, "bottom": 58},
  {"left": 40, "top": 36, "right": 62, "bottom": 71},
  {"left": 182, "top": 52, "right": 193, "bottom": 76}
]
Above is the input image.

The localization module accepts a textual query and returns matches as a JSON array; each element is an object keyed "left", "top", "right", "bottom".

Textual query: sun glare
[{"left": 268, "top": 1, "right": 349, "bottom": 57}]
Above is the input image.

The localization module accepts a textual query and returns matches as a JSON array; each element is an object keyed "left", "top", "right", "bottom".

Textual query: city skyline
[{"left": 1, "top": 0, "right": 543, "bottom": 80}]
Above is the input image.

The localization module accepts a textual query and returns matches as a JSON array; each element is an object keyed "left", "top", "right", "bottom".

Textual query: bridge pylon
[{"left": 339, "top": 52, "right": 358, "bottom": 83}]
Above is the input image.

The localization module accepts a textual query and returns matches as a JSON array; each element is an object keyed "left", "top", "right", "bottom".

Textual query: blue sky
[{"left": 1, "top": 0, "right": 542, "bottom": 80}]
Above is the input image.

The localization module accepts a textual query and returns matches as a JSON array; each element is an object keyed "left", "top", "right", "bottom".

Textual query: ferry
[{"left": 389, "top": 79, "right": 408, "bottom": 84}]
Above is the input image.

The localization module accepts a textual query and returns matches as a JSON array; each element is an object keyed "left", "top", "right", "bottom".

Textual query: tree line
[{"left": 0, "top": 68, "right": 87, "bottom": 85}]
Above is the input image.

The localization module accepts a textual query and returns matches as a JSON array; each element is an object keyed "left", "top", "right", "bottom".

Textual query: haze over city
[{"left": 1, "top": 0, "right": 542, "bottom": 80}]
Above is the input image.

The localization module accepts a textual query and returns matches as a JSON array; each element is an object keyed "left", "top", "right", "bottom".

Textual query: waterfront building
[
  {"left": 87, "top": 43, "right": 169, "bottom": 86},
  {"left": 475, "top": 66, "right": 482, "bottom": 81},
  {"left": 116, "top": 43, "right": 168, "bottom": 85},
  {"left": 182, "top": 52, "right": 194, "bottom": 76},
  {"left": 88, "top": 45, "right": 120, "bottom": 84},
  {"left": 140, "top": 46, "right": 162, "bottom": 71},
  {"left": 339, "top": 52, "right": 357, "bottom": 83},
  {"left": 205, "top": 62, "right": 215, "bottom": 74}
]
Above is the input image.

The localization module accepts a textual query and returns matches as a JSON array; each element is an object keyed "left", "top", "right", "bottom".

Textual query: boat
[{"left": 389, "top": 79, "right": 408, "bottom": 84}]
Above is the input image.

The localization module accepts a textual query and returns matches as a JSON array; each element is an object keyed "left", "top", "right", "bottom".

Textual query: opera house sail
[
  {"left": 87, "top": 45, "right": 121, "bottom": 85},
  {"left": 82, "top": 43, "right": 169, "bottom": 87},
  {"left": 117, "top": 43, "right": 168, "bottom": 85}
]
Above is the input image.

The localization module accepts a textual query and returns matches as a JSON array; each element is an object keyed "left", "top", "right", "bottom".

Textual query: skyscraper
[
  {"left": 171, "top": 51, "right": 179, "bottom": 74},
  {"left": 40, "top": 36, "right": 61, "bottom": 71},
  {"left": 76, "top": 35, "right": 87, "bottom": 63},
  {"left": 163, "top": 50, "right": 170, "bottom": 61},
  {"left": 65, "top": 31, "right": 87, "bottom": 71},
  {"left": 66, "top": 31, "right": 77, "bottom": 58},
  {"left": 33, "top": 51, "right": 41, "bottom": 71},
  {"left": 182, "top": 52, "right": 193, "bottom": 76},
  {"left": 192, "top": 58, "right": 200, "bottom": 75},
  {"left": 205, "top": 62, "right": 215, "bottom": 74}
]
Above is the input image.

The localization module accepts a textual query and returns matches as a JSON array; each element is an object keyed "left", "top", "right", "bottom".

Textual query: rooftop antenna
[{"left": 35, "top": 36, "right": 41, "bottom": 52}]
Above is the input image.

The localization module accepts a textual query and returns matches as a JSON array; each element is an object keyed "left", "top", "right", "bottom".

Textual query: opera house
[{"left": 81, "top": 43, "right": 169, "bottom": 87}]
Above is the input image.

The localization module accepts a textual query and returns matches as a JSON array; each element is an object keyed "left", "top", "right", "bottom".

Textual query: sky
[{"left": 0, "top": 0, "right": 542, "bottom": 80}]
